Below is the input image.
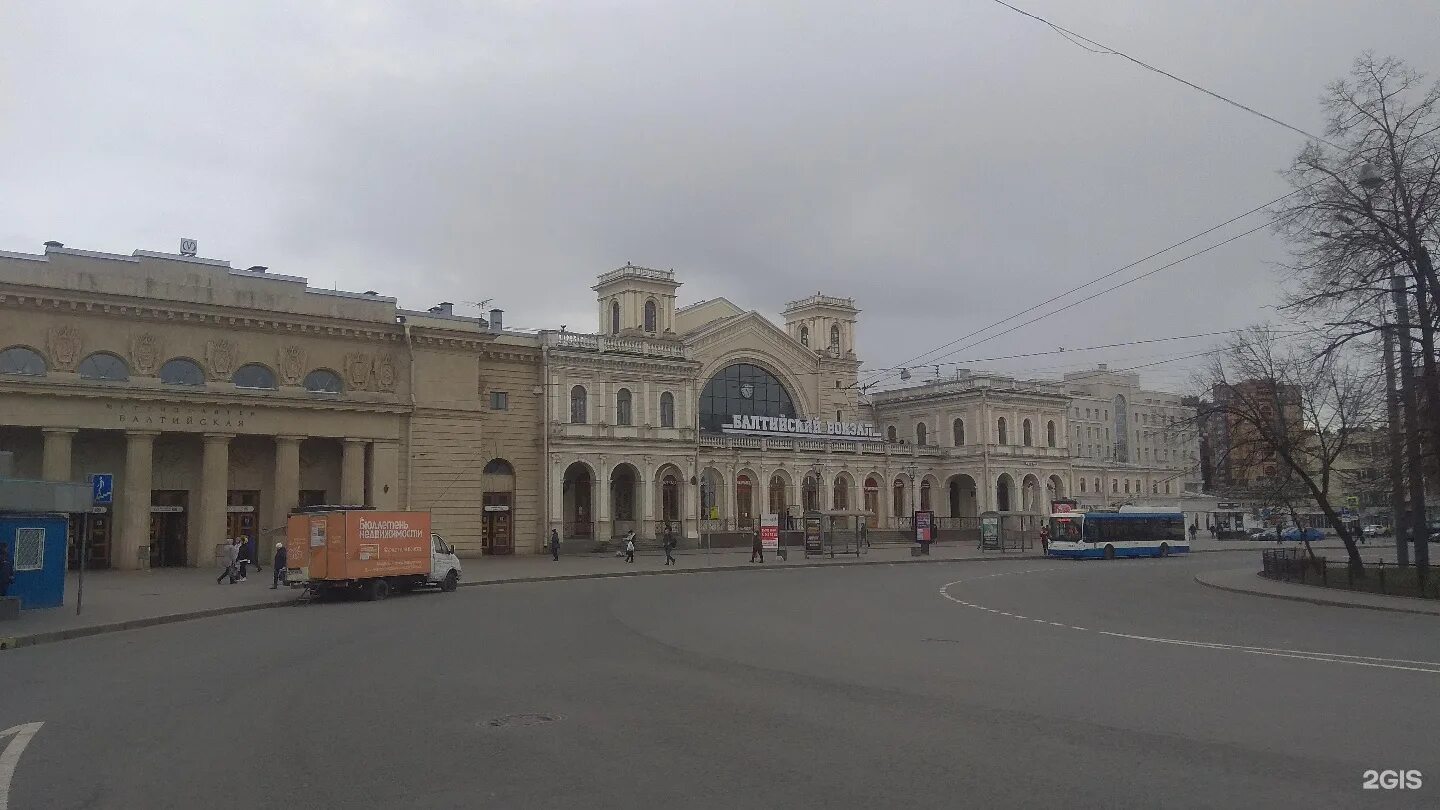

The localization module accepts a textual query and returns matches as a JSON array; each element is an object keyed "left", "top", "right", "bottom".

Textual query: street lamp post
[{"left": 904, "top": 462, "right": 919, "bottom": 524}]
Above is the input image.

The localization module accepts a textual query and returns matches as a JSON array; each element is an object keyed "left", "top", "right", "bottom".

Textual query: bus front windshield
[{"left": 1050, "top": 516, "right": 1083, "bottom": 542}]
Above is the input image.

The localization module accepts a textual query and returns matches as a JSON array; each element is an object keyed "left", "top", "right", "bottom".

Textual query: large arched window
[
  {"left": 952, "top": 418, "right": 965, "bottom": 446},
  {"left": 915, "top": 422, "right": 927, "bottom": 446},
  {"left": 232, "top": 363, "right": 276, "bottom": 390},
  {"left": 644, "top": 299, "right": 657, "bottom": 332},
  {"left": 1022, "top": 419, "right": 1033, "bottom": 446},
  {"left": 659, "top": 391, "right": 675, "bottom": 427},
  {"left": 997, "top": 417, "right": 1008, "bottom": 445},
  {"left": 159, "top": 358, "right": 205, "bottom": 386},
  {"left": 303, "top": 369, "right": 343, "bottom": 394},
  {"left": 829, "top": 324, "right": 840, "bottom": 348},
  {"left": 570, "top": 385, "right": 588, "bottom": 424},
  {"left": 616, "top": 388, "right": 633, "bottom": 426},
  {"left": 483, "top": 458, "right": 514, "bottom": 475},
  {"left": 698, "top": 362, "right": 796, "bottom": 434},
  {"left": 78, "top": 352, "right": 129, "bottom": 381},
  {"left": 610, "top": 301, "right": 620, "bottom": 335},
  {"left": 920, "top": 480, "right": 932, "bottom": 512},
  {"left": 1080, "top": 478, "right": 1087, "bottom": 493},
  {"left": 799, "top": 326, "right": 809, "bottom": 346},
  {"left": 0, "top": 346, "right": 46, "bottom": 376},
  {"left": 833, "top": 477, "right": 848, "bottom": 510},
  {"left": 893, "top": 478, "right": 906, "bottom": 517},
  {"left": 886, "top": 425, "right": 897, "bottom": 442},
  {"left": 1047, "top": 420, "right": 1056, "bottom": 447}
]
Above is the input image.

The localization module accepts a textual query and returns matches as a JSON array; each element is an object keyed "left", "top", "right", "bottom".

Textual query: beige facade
[{"left": 0, "top": 243, "right": 541, "bottom": 569}]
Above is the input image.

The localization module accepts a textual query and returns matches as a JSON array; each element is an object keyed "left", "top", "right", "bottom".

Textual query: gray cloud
[{"left": 3, "top": 0, "right": 1436, "bottom": 391}]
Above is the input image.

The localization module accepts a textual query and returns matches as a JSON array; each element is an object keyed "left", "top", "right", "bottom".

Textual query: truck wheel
[
  {"left": 367, "top": 578, "right": 391, "bottom": 602},
  {"left": 1103, "top": 545, "right": 1115, "bottom": 560},
  {"left": 441, "top": 570, "right": 459, "bottom": 592}
]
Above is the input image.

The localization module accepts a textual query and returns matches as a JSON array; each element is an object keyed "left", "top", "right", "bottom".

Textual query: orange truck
[{"left": 285, "top": 509, "right": 462, "bottom": 601}]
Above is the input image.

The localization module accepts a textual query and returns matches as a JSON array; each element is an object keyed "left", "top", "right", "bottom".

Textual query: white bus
[{"left": 1046, "top": 507, "right": 1188, "bottom": 560}]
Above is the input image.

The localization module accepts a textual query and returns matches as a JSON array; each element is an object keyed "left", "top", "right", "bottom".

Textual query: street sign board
[
  {"left": 90, "top": 474, "right": 114, "bottom": 505},
  {"left": 913, "top": 510, "right": 934, "bottom": 544},
  {"left": 803, "top": 514, "right": 823, "bottom": 555},
  {"left": 760, "top": 514, "right": 779, "bottom": 551}
]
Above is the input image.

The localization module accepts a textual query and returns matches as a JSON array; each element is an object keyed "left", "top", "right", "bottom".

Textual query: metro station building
[{"left": 0, "top": 241, "right": 1207, "bottom": 569}]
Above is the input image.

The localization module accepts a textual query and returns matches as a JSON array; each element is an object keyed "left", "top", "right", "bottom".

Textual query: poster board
[{"left": 760, "top": 514, "right": 779, "bottom": 551}]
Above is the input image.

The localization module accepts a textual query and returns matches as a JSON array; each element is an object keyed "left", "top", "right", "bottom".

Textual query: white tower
[{"left": 593, "top": 263, "right": 681, "bottom": 336}]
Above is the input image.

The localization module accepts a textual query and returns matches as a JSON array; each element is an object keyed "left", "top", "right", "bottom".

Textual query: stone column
[
  {"left": 370, "top": 440, "right": 400, "bottom": 509},
  {"left": 117, "top": 431, "right": 157, "bottom": 570},
  {"left": 41, "top": 428, "right": 76, "bottom": 482},
  {"left": 195, "top": 433, "right": 231, "bottom": 568},
  {"left": 341, "top": 438, "right": 368, "bottom": 506},
  {"left": 595, "top": 458, "right": 611, "bottom": 538},
  {"left": 272, "top": 435, "right": 302, "bottom": 551},
  {"left": 637, "top": 471, "right": 652, "bottom": 538},
  {"left": 549, "top": 459, "right": 565, "bottom": 537},
  {"left": 681, "top": 466, "right": 697, "bottom": 539}
]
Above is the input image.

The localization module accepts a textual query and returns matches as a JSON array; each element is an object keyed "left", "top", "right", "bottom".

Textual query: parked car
[
  {"left": 1281, "top": 527, "right": 1325, "bottom": 542},
  {"left": 1362, "top": 524, "right": 1389, "bottom": 538},
  {"left": 1246, "top": 527, "right": 1274, "bottom": 539}
]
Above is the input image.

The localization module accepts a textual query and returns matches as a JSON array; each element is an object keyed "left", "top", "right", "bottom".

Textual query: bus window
[
  {"left": 1083, "top": 519, "right": 1101, "bottom": 543},
  {"left": 1051, "top": 517, "right": 1082, "bottom": 541}
]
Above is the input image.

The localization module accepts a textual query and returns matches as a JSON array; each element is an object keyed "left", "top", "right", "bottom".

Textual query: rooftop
[
  {"left": 782, "top": 292, "right": 857, "bottom": 314},
  {"left": 593, "top": 263, "right": 679, "bottom": 289}
]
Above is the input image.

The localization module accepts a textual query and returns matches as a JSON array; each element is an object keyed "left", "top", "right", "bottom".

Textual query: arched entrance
[
  {"left": 863, "top": 476, "right": 880, "bottom": 527},
  {"left": 802, "top": 473, "right": 820, "bottom": 512},
  {"left": 481, "top": 458, "right": 515, "bottom": 555},
  {"left": 735, "top": 471, "right": 755, "bottom": 529},
  {"left": 892, "top": 477, "right": 907, "bottom": 522},
  {"left": 947, "top": 474, "right": 979, "bottom": 518},
  {"left": 996, "top": 473, "right": 1015, "bottom": 512},
  {"left": 768, "top": 472, "right": 790, "bottom": 519},
  {"left": 832, "top": 472, "right": 853, "bottom": 510},
  {"left": 654, "top": 464, "right": 684, "bottom": 536},
  {"left": 562, "top": 462, "right": 593, "bottom": 539},
  {"left": 1021, "top": 474, "right": 1042, "bottom": 514},
  {"left": 699, "top": 467, "right": 725, "bottom": 521},
  {"left": 919, "top": 477, "right": 934, "bottom": 512},
  {"left": 610, "top": 463, "right": 639, "bottom": 537},
  {"left": 1046, "top": 474, "right": 1065, "bottom": 509}
]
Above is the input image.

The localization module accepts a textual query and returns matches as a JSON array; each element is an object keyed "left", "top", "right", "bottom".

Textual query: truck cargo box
[{"left": 287, "top": 511, "right": 432, "bottom": 582}]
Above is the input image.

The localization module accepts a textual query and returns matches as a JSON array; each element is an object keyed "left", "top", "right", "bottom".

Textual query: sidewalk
[
  {"left": 0, "top": 543, "right": 1036, "bottom": 650},
  {"left": 1195, "top": 567, "right": 1440, "bottom": 616}
]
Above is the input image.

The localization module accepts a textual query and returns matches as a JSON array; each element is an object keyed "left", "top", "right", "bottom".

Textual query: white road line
[{"left": 0, "top": 722, "right": 44, "bottom": 810}]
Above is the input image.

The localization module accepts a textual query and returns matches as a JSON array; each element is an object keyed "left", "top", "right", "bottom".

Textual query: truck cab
[{"left": 429, "top": 532, "right": 462, "bottom": 592}]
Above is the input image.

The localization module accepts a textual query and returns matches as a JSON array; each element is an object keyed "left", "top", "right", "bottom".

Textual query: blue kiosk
[{"left": 0, "top": 452, "right": 92, "bottom": 615}]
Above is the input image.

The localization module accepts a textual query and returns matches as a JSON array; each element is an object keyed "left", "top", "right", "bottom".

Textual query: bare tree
[{"left": 1203, "top": 329, "right": 1383, "bottom": 573}]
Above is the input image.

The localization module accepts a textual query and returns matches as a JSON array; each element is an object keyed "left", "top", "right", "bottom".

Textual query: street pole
[
  {"left": 1382, "top": 305, "right": 1410, "bottom": 566},
  {"left": 76, "top": 510, "right": 89, "bottom": 616},
  {"left": 1391, "top": 273, "right": 1429, "bottom": 583}
]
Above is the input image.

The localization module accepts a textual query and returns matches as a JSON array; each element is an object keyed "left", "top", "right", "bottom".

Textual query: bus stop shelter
[{"left": 802, "top": 510, "right": 873, "bottom": 559}]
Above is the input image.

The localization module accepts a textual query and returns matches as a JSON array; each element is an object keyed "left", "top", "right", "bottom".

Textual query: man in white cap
[{"left": 271, "top": 541, "right": 288, "bottom": 589}]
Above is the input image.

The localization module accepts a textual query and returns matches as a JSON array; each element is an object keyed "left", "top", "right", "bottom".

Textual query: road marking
[
  {"left": 939, "top": 573, "right": 1440, "bottom": 676},
  {"left": 0, "top": 722, "right": 43, "bottom": 810}
]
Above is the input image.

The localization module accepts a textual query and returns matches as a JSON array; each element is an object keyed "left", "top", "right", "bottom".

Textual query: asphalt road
[{"left": 2, "top": 553, "right": 1437, "bottom": 809}]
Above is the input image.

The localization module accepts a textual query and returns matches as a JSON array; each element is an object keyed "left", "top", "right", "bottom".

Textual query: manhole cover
[{"left": 483, "top": 713, "right": 561, "bottom": 728}]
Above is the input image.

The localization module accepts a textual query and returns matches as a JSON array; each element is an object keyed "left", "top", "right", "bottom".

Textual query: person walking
[
  {"left": 235, "top": 536, "right": 252, "bottom": 582},
  {"left": 662, "top": 526, "right": 677, "bottom": 566},
  {"left": 216, "top": 538, "right": 239, "bottom": 584},
  {"left": 623, "top": 533, "right": 636, "bottom": 563},
  {"left": 271, "top": 541, "right": 288, "bottom": 589},
  {"left": 0, "top": 542, "right": 13, "bottom": 599},
  {"left": 750, "top": 529, "right": 764, "bottom": 564},
  {"left": 1188, "top": 524, "right": 1198, "bottom": 545},
  {"left": 1038, "top": 525, "right": 1050, "bottom": 554},
  {"left": 549, "top": 529, "right": 561, "bottom": 561}
]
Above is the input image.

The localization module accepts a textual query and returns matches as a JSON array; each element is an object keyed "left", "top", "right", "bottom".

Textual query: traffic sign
[{"left": 91, "top": 473, "right": 114, "bottom": 505}]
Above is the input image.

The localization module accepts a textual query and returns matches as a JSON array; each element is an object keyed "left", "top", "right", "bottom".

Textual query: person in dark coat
[
  {"left": 750, "top": 529, "right": 764, "bottom": 563},
  {"left": 271, "top": 541, "right": 288, "bottom": 589},
  {"left": 662, "top": 526, "right": 677, "bottom": 566},
  {"left": 0, "top": 542, "right": 13, "bottom": 599},
  {"left": 549, "top": 529, "right": 561, "bottom": 561}
]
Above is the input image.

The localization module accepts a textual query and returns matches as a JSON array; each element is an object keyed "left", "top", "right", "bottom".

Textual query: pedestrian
[
  {"left": 271, "top": 541, "right": 288, "bottom": 589},
  {"left": 549, "top": 529, "right": 561, "bottom": 561},
  {"left": 623, "top": 533, "right": 636, "bottom": 563},
  {"left": 750, "top": 529, "right": 764, "bottom": 564},
  {"left": 1188, "top": 524, "right": 1198, "bottom": 544},
  {"left": 663, "top": 526, "right": 676, "bottom": 566},
  {"left": 1038, "top": 525, "right": 1050, "bottom": 554},
  {"left": 0, "top": 542, "right": 13, "bottom": 599},
  {"left": 236, "top": 536, "right": 251, "bottom": 582},
  {"left": 216, "top": 538, "right": 239, "bottom": 584}
]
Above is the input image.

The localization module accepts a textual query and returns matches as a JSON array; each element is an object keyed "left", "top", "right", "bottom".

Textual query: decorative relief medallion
[
  {"left": 47, "top": 325, "right": 83, "bottom": 371},
  {"left": 130, "top": 332, "right": 163, "bottom": 374},
  {"left": 278, "top": 345, "right": 306, "bottom": 386},
  {"left": 344, "top": 353, "right": 373, "bottom": 390},
  {"left": 206, "top": 339, "right": 237, "bottom": 379},
  {"left": 373, "top": 353, "right": 397, "bottom": 392}
]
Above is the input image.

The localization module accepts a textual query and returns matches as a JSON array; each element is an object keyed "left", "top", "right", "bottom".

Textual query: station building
[{"left": 0, "top": 241, "right": 1208, "bottom": 567}]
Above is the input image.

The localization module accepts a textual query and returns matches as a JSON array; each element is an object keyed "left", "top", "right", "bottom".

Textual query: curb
[{"left": 1193, "top": 571, "right": 1440, "bottom": 617}]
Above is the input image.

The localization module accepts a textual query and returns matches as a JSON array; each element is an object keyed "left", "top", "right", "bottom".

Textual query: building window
[
  {"left": 953, "top": 418, "right": 965, "bottom": 446},
  {"left": 893, "top": 479, "right": 906, "bottom": 516},
  {"left": 490, "top": 391, "right": 509, "bottom": 410},
  {"left": 1047, "top": 420, "right": 1056, "bottom": 448},
  {"left": 483, "top": 458, "right": 514, "bottom": 475},
  {"left": 837, "top": 410, "right": 842, "bottom": 422},
  {"left": 616, "top": 388, "right": 632, "bottom": 425},
  {"left": 570, "top": 385, "right": 588, "bottom": 424},
  {"left": 1112, "top": 479, "right": 1118, "bottom": 494},
  {"left": 698, "top": 363, "right": 796, "bottom": 434},
  {"left": 1152, "top": 482, "right": 1158, "bottom": 494},
  {"left": 1094, "top": 477, "right": 1100, "bottom": 493},
  {"left": 0, "top": 346, "right": 47, "bottom": 376},
  {"left": 644, "top": 299, "right": 658, "bottom": 332},
  {"left": 304, "top": 369, "right": 344, "bottom": 394},
  {"left": 887, "top": 425, "right": 897, "bottom": 442},
  {"left": 829, "top": 324, "right": 840, "bottom": 348},
  {"left": 800, "top": 326, "right": 809, "bottom": 346},
  {"left": 1080, "top": 478, "right": 1087, "bottom": 493},
  {"left": 915, "top": 423, "right": 927, "bottom": 445},
  {"left": 1124, "top": 480, "right": 1130, "bottom": 494},
  {"left": 920, "top": 480, "right": 932, "bottom": 512},
  {"left": 660, "top": 392, "right": 675, "bottom": 427},
  {"left": 77, "top": 352, "right": 129, "bottom": 382},
  {"left": 232, "top": 363, "right": 276, "bottom": 390},
  {"left": 13, "top": 527, "right": 44, "bottom": 571},
  {"left": 1165, "top": 482, "right": 1171, "bottom": 494},
  {"left": 1022, "top": 419, "right": 1033, "bottom": 446},
  {"left": 159, "top": 358, "right": 205, "bottom": 386},
  {"left": 833, "top": 477, "right": 848, "bottom": 510},
  {"left": 997, "top": 417, "right": 1008, "bottom": 445},
  {"left": 610, "top": 301, "right": 620, "bottom": 334}
]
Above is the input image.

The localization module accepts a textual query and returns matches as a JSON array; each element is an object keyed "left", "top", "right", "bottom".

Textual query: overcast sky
[{"left": 3, "top": 1, "right": 1436, "bottom": 394}]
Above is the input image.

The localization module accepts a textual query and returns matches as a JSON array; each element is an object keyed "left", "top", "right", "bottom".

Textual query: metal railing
[{"left": 1260, "top": 548, "right": 1439, "bottom": 599}]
